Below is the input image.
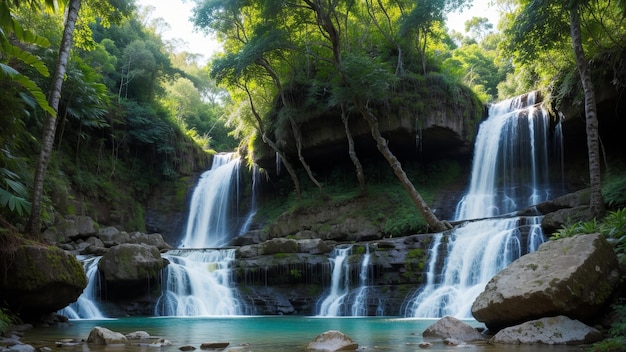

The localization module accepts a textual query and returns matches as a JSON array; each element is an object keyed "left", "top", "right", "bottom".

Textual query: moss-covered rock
[
  {"left": 0, "top": 245, "right": 87, "bottom": 319},
  {"left": 98, "top": 244, "right": 166, "bottom": 282}
]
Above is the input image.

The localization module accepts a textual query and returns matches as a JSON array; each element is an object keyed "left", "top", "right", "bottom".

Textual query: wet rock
[
  {"left": 200, "top": 342, "right": 230, "bottom": 350},
  {"left": 98, "top": 243, "right": 167, "bottom": 282},
  {"left": 490, "top": 316, "right": 603, "bottom": 345},
  {"left": 422, "top": 316, "right": 486, "bottom": 342},
  {"left": 298, "top": 239, "right": 332, "bottom": 254},
  {"left": 472, "top": 234, "right": 620, "bottom": 331},
  {"left": 87, "top": 326, "right": 128, "bottom": 345},
  {"left": 306, "top": 330, "right": 358, "bottom": 351},
  {"left": 0, "top": 245, "right": 87, "bottom": 319},
  {"left": 179, "top": 345, "right": 196, "bottom": 351},
  {"left": 260, "top": 238, "right": 299, "bottom": 255},
  {"left": 125, "top": 331, "right": 151, "bottom": 339},
  {"left": 418, "top": 342, "right": 432, "bottom": 349}
]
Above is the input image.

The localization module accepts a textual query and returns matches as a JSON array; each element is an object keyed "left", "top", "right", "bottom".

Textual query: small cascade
[
  {"left": 238, "top": 164, "right": 260, "bottom": 235},
  {"left": 405, "top": 92, "right": 561, "bottom": 318},
  {"left": 155, "top": 249, "right": 243, "bottom": 316},
  {"left": 180, "top": 153, "right": 242, "bottom": 248},
  {"left": 351, "top": 246, "right": 371, "bottom": 316},
  {"left": 59, "top": 256, "right": 106, "bottom": 319},
  {"left": 317, "top": 246, "right": 352, "bottom": 316}
]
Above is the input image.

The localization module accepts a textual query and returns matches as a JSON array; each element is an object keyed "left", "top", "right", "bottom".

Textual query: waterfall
[
  {"left": 59, "top": 256, "right": 106, "bottom": 319},
  {"left": 351, "top": 246, "right": 371, "bottom": 316},
  {"left": 317, "top": 246, "right": 352, "bottom": 316},
  {"left": 405, "top": 92, "right": 560, "bottom": 318},
  {"left": 317, "top": 245, "right": 374, "bottom": 316},
  {"left": 180, "top": 153, "right": 241, "bottom": 248},
  {"left": 155, "top": 249, "right": 242, "bottom": 316},
  {"left": 455, "top": 92, "right": 556, "bottom": 220}
]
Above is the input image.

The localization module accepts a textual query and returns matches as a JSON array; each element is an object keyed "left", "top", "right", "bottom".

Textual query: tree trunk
[
  {"left": 570, "top": 4, "right": 604, "bottom": 217},
  {"left": 27, "top": 0, "right": 82, "bottom": 237},
  {"left": 341, "top": 105, "right": 367, "bottom": 196},
  {"left": 289, "top": 116, "right": 328, "bottom": 198},
  {"left": 355, "top": 101, "right": 451, "bottom": 232}
]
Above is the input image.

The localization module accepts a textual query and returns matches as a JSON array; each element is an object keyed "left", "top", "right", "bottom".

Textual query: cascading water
[
  {"left": 181, "top": 153, "right": 242, "bottom": 248},
  {"left": 156, "top": 152, "right": 256, "bottom": 316},
  {"left": 59, "top": 256, "right": 106, "bottom": 319},
  {"left": 317, "top": 245, "right": 374, "bottom": 317},
  {"left": 318, "top": 246, "right": 352, "bottom": 316},
  {"left": 351, "top": 246, "right": 371, "bottom": 316},
  {"left": 155, "top": 249, "right": 242, "bottom": 316},
  {"left": 405, "top": 92, "right": 562, "bottom": 318}
]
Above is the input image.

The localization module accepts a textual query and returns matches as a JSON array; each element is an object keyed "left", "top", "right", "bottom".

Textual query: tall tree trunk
[
  {"left": 305, "top": 0, "right": 449, "bottom": 232},
  {"left": 570, "top": 4, "right": 604, "bottom": 217},
  {"left": 242, "top": 83, "right": 301, "bottom": 198},
  {"left": 27, "top": 0, "right": 82, "bottom": 237},
  {"left": 341, "top": 105, "right": 367, "bottom": 196},
  {"left": 289, "top": 116, "right": 328, "bottom": 198},
  {"left": 355, "top": 101, "right": 451, "bottom": 232}
]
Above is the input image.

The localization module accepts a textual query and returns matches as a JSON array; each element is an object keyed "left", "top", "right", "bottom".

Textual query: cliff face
[{"left": 253, "top": 77, "right": 485, "bottom": 174}]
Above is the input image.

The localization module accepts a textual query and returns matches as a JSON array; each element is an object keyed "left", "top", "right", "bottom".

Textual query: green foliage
[
  {"left": 590, "top": 300, "right": 626, "bottom": 352},
  {"left": 550, "top": 208, "right": 626, "bottom": 267},
  {"left": 602, "top": 163, "right": 626, "bottom": 210}
]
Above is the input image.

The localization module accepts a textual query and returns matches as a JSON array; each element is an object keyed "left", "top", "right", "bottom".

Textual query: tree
[
  {"left": 28, "top": 0, "right": 82, "bottom": 236},
  {"left": 504, "top": 0, "right": 609, "bottom": 217},
  {"left": 569, "top": 1, "right": 603, "bottom": 216}
]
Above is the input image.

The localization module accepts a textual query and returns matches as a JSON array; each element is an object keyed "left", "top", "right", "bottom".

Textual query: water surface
[{"left": 22, "top": 316, "right": 585, "bottom": 351}]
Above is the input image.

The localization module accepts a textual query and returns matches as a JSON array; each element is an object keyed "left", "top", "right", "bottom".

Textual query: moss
[{"left": 527, "top": 263, "right": 538, "bottom": 271}]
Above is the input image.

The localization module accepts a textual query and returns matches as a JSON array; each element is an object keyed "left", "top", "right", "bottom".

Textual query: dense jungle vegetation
[{"left": 2, "top": 0, "right": 626, "bottom": 344}]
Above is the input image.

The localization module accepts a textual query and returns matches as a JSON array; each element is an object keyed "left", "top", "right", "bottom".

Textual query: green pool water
[{"left": 21, "top": 316, "right": 585, "bottom": 351}]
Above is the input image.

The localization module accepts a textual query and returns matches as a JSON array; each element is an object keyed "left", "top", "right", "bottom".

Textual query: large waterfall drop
[
  {"left": 405, "top": 92, "right": 562, "bottom": 318},
  {"left": 156, "top": 152, "right": 255, "bottom": 316}
]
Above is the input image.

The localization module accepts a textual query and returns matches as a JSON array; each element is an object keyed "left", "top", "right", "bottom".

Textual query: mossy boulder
[
  {"left": 471, "top": 234, "right": 621, "bottom": 331},
  {"left": 0, "top": 245, "right": 87, "bottom": 319},
  {"left": 98, "top": 244, "right": 166, "bottom": 282}
]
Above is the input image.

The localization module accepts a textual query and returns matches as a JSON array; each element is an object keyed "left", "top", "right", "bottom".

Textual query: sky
[{"left": 136, "top": 0, "right": 501, "bottom": 63}]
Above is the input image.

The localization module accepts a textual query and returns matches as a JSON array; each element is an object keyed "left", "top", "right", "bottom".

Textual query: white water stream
[
  {"left": 405, "top": 92, "right": 561, "bottom": 318},
  {"left": 59, "top": 256, "right": 106, "bottom": 319}
]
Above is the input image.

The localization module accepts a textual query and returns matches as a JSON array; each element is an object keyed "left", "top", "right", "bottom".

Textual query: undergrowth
[
  {"left": 549, "top": 208, "right": 626, "bottom": 351},
  {"left": 255, "top": 157, "right": 462, "bottom": 237}
]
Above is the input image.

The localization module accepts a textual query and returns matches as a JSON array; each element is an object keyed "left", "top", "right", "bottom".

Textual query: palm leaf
[{"left": 0, "top": 63, "right": 56, "bottom": 116}]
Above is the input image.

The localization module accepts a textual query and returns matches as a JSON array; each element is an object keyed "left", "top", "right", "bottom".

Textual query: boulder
[
  {"left": 96, "top": 226, "right": 122, "bottom": 247},
  {"left": 306, "top": 330, "right": 358, "bottom": 351},
  {"left": 298, "top": 239, "right": 333, "bottom": 254},
  {"left": 260, "top": 238, "right": 299, "bottom": 255},
  {"left": 58, "top": 215, "right": 97, "bottom": 240},
  {"left": 98, "top": 243, "right": 166, "bottom": 282},
  {"left": 87, "top": 326, "right": 128, "bottom": 345},
  {"left": 127, "top": 232, "right": 173, "bottom": 251},
  {"left": 200, "top": 342, "right": 230, "bottom": 350},
  {"left": 541, "top": 206, "right": 594, "bottom": 234},
  {"left": 422, "top": 316, "right": 486, "bottom": 342},
  {"left": 0, "top": 245, "right": 87, "bottom": 319},
  {"left": 490, "top": 316, "right": 603, "bottom": 345},
  {"left": 472, "top": 234, "right": 620, "bottom": 331}
]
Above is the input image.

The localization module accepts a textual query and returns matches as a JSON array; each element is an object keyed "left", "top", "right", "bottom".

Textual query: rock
[
  {"left": 298, "top": 239, "right": 332, "bottom": 254},
  {"left": 125, "top": 331, "right": 151, "bottom": 339},
  {"left": 98, "top": 243, "right": 167, "bottom": 282},
  {"left": 59, "top": 215, "right": 97, "bottom": 240},
  {"left": 236, "top": 245, "right": 260, "bottom": 259},
  {"left": 422, "top": 316, "right": 485, "bottom": 342},
  {"left": 80, "top": 236, "right": 107, "bottom": 255},
  {"left": 200, "top": 342, "right": 230, "bottom": 350},
  {"left": 306, "top": 330, "right": 358, "bottom": 351},
  {"left": 535, "top": 189, "right": 591, "bottom": 214},
  {"left": 87, "top": 326, "right": 128, "bottom": 345},
  {"left": 127, "top": 232, "right": 173, "bottom": 251},
  {"left": 418, "top": 342, "right": 432, "bottom": 349},
  {"left": 472, "top": 234, "right": 620, "bottom": 331},
  {"left": 260, "top": 238, "right": 299, "bottom": 255},
  {"left": 5, "top": 344, "right": 35, "bottom": 352},
  {"left": 0, "top": 245, "right": 87, "bottom": 319},
  {"left": 490, "top": 316, "right": 603, "bottom": 345},
  {"left": 97, "top": 226, "right": 122, "bottom": 246},
  {"left": 541, "top": 206, "right": 594, "bottom": 234},
  {"left": 179, "top": 345, "right": 196, "bottom": 351}
]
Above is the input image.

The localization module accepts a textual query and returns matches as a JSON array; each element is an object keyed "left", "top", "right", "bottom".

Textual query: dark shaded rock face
[
  {"left": 0, "top": 245, "right": 87, "bottom": 319},
  {"left": 472, "top": 234, "right": 621, "bottom": 331}
]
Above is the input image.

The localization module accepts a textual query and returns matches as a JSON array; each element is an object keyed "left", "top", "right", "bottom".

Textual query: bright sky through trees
[{"left": 137, "top": 0, "right": 499, "bottom": 63}]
